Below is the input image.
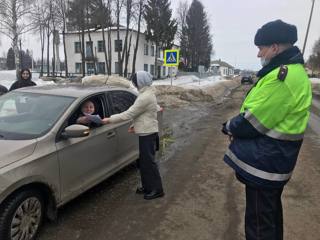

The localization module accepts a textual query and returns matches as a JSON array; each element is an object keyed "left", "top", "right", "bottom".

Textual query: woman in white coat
[{"left": 102, "top": 71, "right": 164, "bottom": 200}]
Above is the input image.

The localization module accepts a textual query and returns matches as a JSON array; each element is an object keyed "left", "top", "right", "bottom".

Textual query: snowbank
[
  {"left": 310, "top": 78, "right": 320, "bottom": 95},
  {"left": 155, "top": 78, "right": 240, "bottom": 108},
  {"left": 82, "top": 74, "right": 135, "bottom": 89}
]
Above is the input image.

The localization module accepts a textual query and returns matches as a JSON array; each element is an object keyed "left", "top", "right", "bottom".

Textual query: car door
[
  {"left": 106, "top": 90, "right": 139, "bottom": 166},
  {"left": 55, "top": 94, "right": 118, "bottom": 202}
]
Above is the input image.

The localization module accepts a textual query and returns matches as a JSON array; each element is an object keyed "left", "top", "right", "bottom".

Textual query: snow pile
[
  {"left": 155, "top": 78, "right": 240, "bottom": 108},
  {"left": 82, "top": 74, "right": 134, "bottom": 89},
  {"left": 310, "top": 78, "right": 320, "bottom": 95}
]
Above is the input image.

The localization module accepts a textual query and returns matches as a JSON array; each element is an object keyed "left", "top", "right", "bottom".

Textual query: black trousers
[
  {"left": 138, "top": 133, "right": 163, "bottom": 193},
  {"left": 245, "top": 185, "right": 284, "bottom": 240}
]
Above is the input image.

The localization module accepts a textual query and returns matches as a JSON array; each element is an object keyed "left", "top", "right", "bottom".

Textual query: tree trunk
[
  {"left": 154, "top": 43, "right": 158, "bottom": 79},
  {"left": 116, "top": 0, "right": 123, "bottom": 76},
  {"left": 81, "top": 27, "right": 85, "bottom": 77},
  {"left": 132, "top": 0, "right": 143, "bottom": 75},
  {"left": 124, "top": 31, "right": 132, "bottom": 77},
  {"left": 62, "top": 29, "right": 68, "bottom": 77},
  {"left": 108, "top": 26, "right": 112, "bottom": 75},
  {"left": 40, "top": 26, "right": 45, "bottom": 77},
  {"left": 102, "top": 27, "right": 109, "bottom": 75},
  {"left": 52, "top": 28, "right": 56, "bottom": 76},
  {"left": 47, "top": 25, "right": 50, "bottom": 76},
  {"left": 88, "top": 30, "right": 97, "bottom": 75}
]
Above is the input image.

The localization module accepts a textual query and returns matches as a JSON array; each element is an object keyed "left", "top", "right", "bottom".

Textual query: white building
[
  {"left": 210, "top": 59, "right": 234, "bottom": 77},
  {"left": 65, "top": 27, "right": 177, "bottom": 78}
]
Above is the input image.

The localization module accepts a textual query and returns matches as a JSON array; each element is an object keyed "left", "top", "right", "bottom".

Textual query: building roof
[{"left": 211, "top": 60, "right": 234, "bottom": 69}]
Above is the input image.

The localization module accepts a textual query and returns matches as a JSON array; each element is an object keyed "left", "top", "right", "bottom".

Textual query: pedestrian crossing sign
[{"left": 164, "top": 49, "right": 180, "bottom": 66}]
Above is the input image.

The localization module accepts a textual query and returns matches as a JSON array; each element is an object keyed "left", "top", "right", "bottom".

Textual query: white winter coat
[{"left": 109, "top": 71, "right": 159, "bottom": 134}]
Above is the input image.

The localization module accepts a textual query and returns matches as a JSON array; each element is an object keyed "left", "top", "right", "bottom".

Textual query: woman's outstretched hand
[{"left": 101, "top": 118, "right": 110, "bottom": 125}]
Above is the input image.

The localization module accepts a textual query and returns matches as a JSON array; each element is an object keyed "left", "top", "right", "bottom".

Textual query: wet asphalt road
[{"left": 37, "top": 86, "right": 320, "bottom": 240}]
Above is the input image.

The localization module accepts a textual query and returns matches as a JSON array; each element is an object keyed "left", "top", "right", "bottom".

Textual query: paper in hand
[{"left": 84, "top": 113, "right": 102, "bottom": 124}]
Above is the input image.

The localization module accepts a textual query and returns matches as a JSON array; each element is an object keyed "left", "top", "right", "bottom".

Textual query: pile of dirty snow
[
  {"left": 310, "top": 78, "right": 320, "bottom": 95},
  {"left": 155, "top": 79, "right": 240, "bottom": 108},
  {"left": 82, "top": 74, "right": 135, "bottom": 89}
]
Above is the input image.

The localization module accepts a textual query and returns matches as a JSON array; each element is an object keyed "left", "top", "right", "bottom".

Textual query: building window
[
  {"left": 144, "top": 44, "right": 149, "bottom": 55},
  {"left": 87, "top": 63, "right": 95, "bottom": 75},
  {"left": 74, "top": 42, "right": 81, "bottom": 53},
  {"left": 144, "top": 64, "right": 148, "bottom": 72},
  {"left": 98, "top": 62, "right": 105, "bottom": 74},
  {"left": 86, "top": 41, "right": 93, "bottom": 58},
  {"left": 150, "top": 64, "right": 155, "bottom": 75},
  {"left": 115, "top": 40, "right": 122, "bottom": 52},
  {"left": 75, "top": 63, "right": 82, "bottom": 73},
  {"left": 151, "top": 45, "right": 155, "bottom": 57},
  {"left": 98, "top": 41, "right": 105, "bottom": 52}
]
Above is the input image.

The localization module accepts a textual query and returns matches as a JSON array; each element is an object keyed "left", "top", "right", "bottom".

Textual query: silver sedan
[{"left": 0, "top": 84, "right": 153, "bottom": 240}]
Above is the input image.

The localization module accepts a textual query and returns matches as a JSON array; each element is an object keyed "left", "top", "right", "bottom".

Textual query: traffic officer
[{"left": 222, "top": 19, "right": 312, "bottom": 239}]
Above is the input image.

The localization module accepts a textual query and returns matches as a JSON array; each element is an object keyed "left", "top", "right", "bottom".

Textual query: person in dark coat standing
[
  {"left": 9, "top": 68, "right": 36, "bottom": 91},
  {"left": 0, "top": 84, "right": 8, "bottom": 95},
  {"left": 222, "top": 20, "right": 311, "bottom": 240}
]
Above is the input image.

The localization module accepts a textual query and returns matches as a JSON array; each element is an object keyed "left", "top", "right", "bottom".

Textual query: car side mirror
[{"left": 61, "top": 124, "right": 90, "bottom": 138}]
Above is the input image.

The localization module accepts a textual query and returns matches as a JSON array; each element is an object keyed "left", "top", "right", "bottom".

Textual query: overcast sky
[{"left": 1, "top": 0, "right": 320, "bottom": 70}]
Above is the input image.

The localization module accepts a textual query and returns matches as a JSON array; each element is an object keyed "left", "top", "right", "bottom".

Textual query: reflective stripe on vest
[
  {"left": 244, "top": 110, "right": 304, "bottom": 141},
  {"left": 225, "top": 148, "right": 292, "bottom": 181}
]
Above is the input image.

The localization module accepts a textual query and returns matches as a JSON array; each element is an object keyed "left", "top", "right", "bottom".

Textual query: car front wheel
[{"left": 0, "top": 190, "right": 44, "bottom": 240}]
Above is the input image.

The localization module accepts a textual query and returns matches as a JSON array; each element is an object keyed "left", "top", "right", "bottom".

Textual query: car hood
[{"left": 0, "top": 139, "right": 37, "bottom": 169}]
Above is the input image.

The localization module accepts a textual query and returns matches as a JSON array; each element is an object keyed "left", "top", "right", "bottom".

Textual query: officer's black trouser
[
  {"left": 245, "top": 185, "right": 284, "bottom": 240},
  {"left": 138, "top": 133, "right": 163, "bottom": 193}
]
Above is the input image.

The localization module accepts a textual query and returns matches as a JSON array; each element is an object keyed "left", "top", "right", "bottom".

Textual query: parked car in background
[
  {"left": 241, "top": 75, "right": 254, "bottom": 84},
  {"left": 0, "top": 84, "right": 162, "bottom": 240}
]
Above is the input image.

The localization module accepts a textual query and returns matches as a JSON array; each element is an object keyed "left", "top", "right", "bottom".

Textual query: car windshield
[{"left": 0, "top": 92, "right": 75, "bottom": 140}]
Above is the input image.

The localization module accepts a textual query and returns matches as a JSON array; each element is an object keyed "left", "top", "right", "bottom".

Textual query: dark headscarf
[{"left": 9, "top": 68, "right": 36, "bottom": 91}]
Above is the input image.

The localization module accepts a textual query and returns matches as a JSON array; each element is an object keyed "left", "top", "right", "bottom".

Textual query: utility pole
[
  {"left": 19, "top": 39, "right": 22, "bottom": 70},
  {"left": 302, "top": 0, "right": 315, "bottom": 56}
]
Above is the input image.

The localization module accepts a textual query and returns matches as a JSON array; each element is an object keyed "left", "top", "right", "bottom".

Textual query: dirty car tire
[{"left": 0, "top": 190, "right": 44, "bottom": 240}]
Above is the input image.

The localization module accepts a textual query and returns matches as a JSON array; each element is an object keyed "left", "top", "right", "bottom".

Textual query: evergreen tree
[
  {"left": 181, "top": 0, "right": 213, "bottom": 71},
  {"left": 6, "top": 48, "right": 15, "bottom": 70},
  {"left": 144, "top": 0, "right": 177, "bottom": 78}
]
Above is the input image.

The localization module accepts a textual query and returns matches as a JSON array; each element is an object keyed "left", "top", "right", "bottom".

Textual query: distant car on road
[
  {"left": 0, "top": 84, "right": 162, "bottom": 240},
  {"left": 241, "top": 75, "right": 254, "bottom": 84}
]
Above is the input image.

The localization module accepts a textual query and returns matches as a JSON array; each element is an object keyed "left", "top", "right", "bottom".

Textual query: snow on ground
[
  {"left": 0, "top": 70, "right": 55, "bottom": 89},
  {"left": 310, "top": 78, "right": 320, "bottom": 84},
  {"left": 154, "top": 75, "right": 240, "bottom": 107},
  {"left": 153, "top": 75, "right": 224, "bottom": 88}
]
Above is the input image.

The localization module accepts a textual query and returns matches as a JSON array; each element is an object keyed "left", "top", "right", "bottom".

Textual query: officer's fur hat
[{"left": 254, "top": 19, "right": 297, "bottom": 46}]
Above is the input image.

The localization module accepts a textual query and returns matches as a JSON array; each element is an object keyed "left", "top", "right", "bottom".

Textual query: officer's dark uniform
[{"left": 222, "top": 20, "right": 312, "bottom": 240}]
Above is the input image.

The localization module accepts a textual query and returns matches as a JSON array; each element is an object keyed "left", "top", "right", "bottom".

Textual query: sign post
[{"left": 164, "top": 49, "right": 180, "bottom": 86}]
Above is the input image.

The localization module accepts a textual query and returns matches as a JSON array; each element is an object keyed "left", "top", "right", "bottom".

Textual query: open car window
[
  {"left": 107, "top": 90, "right": 137, "bottom": 115},
  {"left": 67, "top": 94, "right": 106, "bottom": 128}
]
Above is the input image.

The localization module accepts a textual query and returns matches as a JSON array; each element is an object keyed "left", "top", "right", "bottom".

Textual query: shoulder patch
[{"left": 277, "top": 65, "right": 288, "bottom": 81}]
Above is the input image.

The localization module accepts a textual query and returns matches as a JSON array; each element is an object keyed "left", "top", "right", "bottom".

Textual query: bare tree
[
  {"left": 0, "top": 0, "right": 35, "bottom": 75},
  {"left": 30, "top": 0, "right": 47, "bottom": 76},
  {"left": 91, "top": 0, "right": 113, "bottom": 75},
  {"left": 68, "top": 0, "right": 88, "bottom": 76},
  {"left": 122, "top": 0, "right": 133, "bottom": 77},
  {"left": 176, "top": 0, "right": 189, "bottom": 42},
  {"left": 131, "top": 0, "right": 144, "bottom": 75},
  {"left": 115, "top": 0, "right": 125, "bottom": 75},
  {"left": 56, "top": 0, "right": 69, "bottom": 76}
]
